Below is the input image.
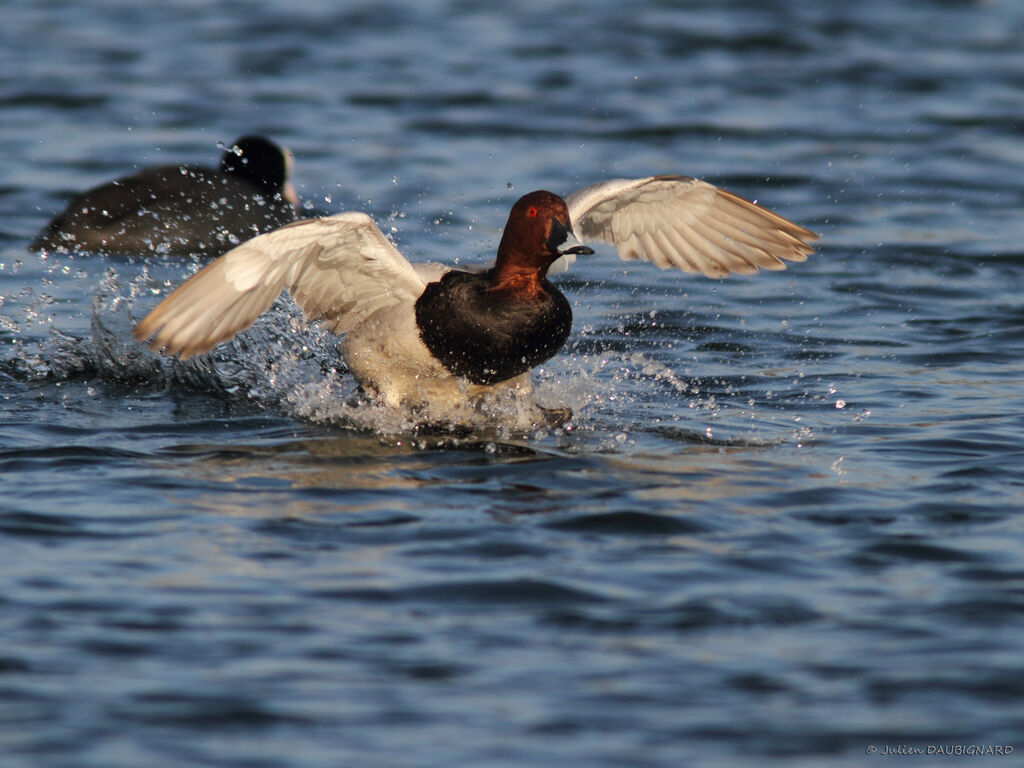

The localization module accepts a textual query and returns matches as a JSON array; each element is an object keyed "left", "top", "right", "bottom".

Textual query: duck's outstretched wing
[
  {"left": 559, "top": 175, "right": 817, "bottom": 278},
  {"left": 134, "top": 212, "right": 427, "bottom": 359}
]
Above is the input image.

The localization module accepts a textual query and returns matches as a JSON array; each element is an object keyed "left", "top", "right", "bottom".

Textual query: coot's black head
[
  {"left": 219, "top": 136, "right": 293, "bottom": 199},
  {"left": 494, "top": 190, "right": 593, "bottom": 286}
]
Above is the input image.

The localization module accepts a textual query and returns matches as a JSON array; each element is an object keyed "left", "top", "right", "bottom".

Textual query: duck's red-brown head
[{"left": 491, "top": 190, "right": 593, "bottom": 297}]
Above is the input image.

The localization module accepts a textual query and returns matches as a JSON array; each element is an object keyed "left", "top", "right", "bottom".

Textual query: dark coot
[{"left": 31, "top": 135, "right": 299, "bottom": 257}]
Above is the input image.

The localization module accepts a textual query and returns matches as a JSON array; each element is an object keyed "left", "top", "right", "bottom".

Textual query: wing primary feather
[
  {"left": 715, "top": 188, "right": 818, "bottom": 243},
  {"left": 685, "top": 224, "right": 760, "bottom": 275},
  {"left": 649, "top": 227, "right": 699, "bottom": 273},
  {"left": 692, "top": 220, "right": 782, "bottom": 273},
  {"left": 678, "top": 225, "right": 742, "bottom": 278},
  {"left": 703, "top": 205, "right": 787, "bottom": 252},
  {"left": 660, "top": 226, "right": 710, "bottom": 275},
  {"left": 636, "top": 230, "right": 671, "bottom": 269},
  {"left": 705, "top": 204, "right": 812, "bottom": 265}
]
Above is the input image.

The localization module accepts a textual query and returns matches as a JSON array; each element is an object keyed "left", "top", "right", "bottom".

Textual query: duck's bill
[
  {"left": 559, "top": 230, "right": 594, "bottom": 257},
  {"left": 562, "top": 244, "right": 594, "bottom": 256}
]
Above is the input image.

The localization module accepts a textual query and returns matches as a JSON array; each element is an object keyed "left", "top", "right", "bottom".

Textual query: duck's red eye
[{"left": 526, "top": 206, "right": 538, "bottom": 218}]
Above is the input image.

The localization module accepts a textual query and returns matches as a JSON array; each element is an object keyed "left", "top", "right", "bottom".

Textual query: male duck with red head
[
  {"left": 134, "top": 176, "right": 817, "bottom": 425},
  {"left": 415, "top": 191, "right": 588, "bottom": 388}
]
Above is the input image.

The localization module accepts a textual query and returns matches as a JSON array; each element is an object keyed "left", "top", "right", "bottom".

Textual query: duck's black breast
[{"left": 414, "top": 269, "right": 572, "bottom": 385}]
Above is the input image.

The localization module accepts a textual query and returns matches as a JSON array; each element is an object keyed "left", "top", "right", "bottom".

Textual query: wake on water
[
  {"left": 16, "top": 262, "right": 592, "bottom": 438},
  {"left": 2, "top": 249, "right": 817, "bottom": 449}
]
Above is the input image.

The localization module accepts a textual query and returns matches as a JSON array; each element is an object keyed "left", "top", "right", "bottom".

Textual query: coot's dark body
[{"left": 31, "top": 136, "right": 297, "bottom": 257}]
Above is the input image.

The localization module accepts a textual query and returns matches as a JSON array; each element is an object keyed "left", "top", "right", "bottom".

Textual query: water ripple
[{"left": 3, "top": 0, "right": 1024, "bottom": 766}]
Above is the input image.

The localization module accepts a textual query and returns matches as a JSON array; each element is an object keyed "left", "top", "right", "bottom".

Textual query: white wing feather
[
  {"left": 555, "top": 175, "right": 817, "bottom": 277},
  {"left": 134, "top": 212, "right": 428, "bottom": 358}
]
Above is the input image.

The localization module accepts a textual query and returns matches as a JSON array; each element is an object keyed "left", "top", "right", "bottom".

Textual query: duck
[
  {"left": 31, "top": 135, "right": 299, "bottom": 257},
  {"left": 133, "top": 175, "right": 817, "bottom": 424}
]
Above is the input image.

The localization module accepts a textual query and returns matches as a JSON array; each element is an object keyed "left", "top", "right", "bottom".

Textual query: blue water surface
[{"left": 2, "top": 1, "right": 1024, "bottom": 766}]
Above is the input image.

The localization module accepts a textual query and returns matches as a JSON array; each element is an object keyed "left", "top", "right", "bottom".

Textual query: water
[{"left": 2, "top": 0, "right": 1023, "bottom": 765}]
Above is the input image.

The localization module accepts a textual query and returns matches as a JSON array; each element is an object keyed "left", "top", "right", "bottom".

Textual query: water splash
[{"left": 2, "top": 250, "right": 831, "bottom": 448}]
